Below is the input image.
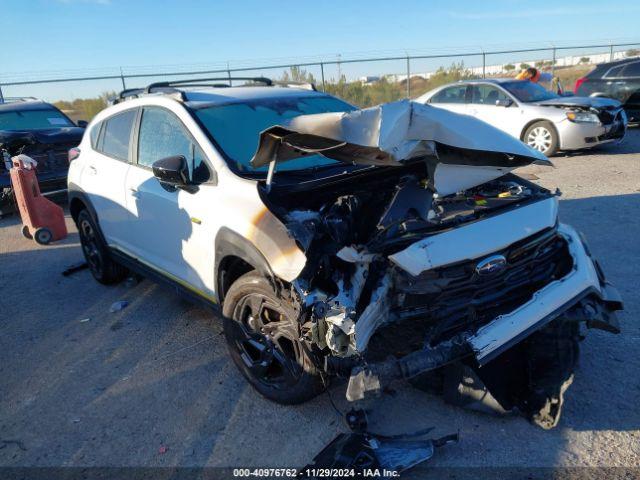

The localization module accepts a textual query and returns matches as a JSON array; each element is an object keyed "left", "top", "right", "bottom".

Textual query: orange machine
[{"left": 10, "top": 155, "right": 67, "bottom": 245}]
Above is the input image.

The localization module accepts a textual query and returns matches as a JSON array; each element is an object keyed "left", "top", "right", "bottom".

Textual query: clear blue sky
[{"left": 2, "top": 0, "right": 639, "bottom": 100}]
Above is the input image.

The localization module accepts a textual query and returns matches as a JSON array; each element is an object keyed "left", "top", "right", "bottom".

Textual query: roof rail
[
  {"left": 144, "top": 76, "right": 273, "bottom": 93},
  {"left": 272, "top": 81, "right": 317, "bottom": 91},
  {"left": 0, "top": 96, "right": 39, "bottom": 104}
]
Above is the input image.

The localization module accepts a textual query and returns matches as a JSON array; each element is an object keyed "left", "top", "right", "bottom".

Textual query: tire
[
  {"left": 524, "top": 121, "right": 559, "bottom": 157},
  {"left": 21, "top": 225, "right": 33, "bottom": 240},
  {"left": 76, "top": 209, "right": 128, "bottom": 285},
  {"left": 34, "top": 227, "right": 52, "bottom": 245},
  {"left": 222, "top": 272, "right": 325, "bottom": 404}
]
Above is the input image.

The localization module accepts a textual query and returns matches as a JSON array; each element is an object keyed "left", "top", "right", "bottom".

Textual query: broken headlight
[{"left": 566, "top": 111, "right": 600, "bottom": 124}]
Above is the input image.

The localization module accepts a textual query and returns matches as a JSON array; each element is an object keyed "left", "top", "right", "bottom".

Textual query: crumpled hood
[
  {"left": 251, "top": 100, "right": 551, "bottom": 195},
  {"left": 536, "top": 96, "right": 622, "bottom": 109}
]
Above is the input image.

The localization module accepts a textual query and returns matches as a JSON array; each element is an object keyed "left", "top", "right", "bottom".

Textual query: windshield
[
  {"left": 194, "top": 95, "right": 355, "bottom": 172},
  {"left": 0, "top": 108, "right": 73, "bottom": 130},
  {"left": 500, "top": 81, "right": 559, "bottom": 102}
]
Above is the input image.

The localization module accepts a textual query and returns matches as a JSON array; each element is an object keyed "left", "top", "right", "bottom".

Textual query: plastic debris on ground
[
  {"left": 301, "top": 408, "right": 458, "bottom": 476},
  {"left": 62, "top": 261, "right": 88, "bottom": 277},
  {"left": 109, "top": 301, "right": 129, "bottom": 313}
]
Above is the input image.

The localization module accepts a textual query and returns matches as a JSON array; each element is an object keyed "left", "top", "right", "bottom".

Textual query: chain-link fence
[{"left": 2, "top": 41, "right": 639, "bottom": 115}]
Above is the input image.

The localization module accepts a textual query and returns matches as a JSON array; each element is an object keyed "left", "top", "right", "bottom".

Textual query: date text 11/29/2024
[{"left": 232, "top": 468, "right": 400, "bottom": 477}]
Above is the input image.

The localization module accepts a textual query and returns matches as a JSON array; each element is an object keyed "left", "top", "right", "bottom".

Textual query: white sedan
[{"left": 415, "top": 79, "right": 627, "bottom": 156}]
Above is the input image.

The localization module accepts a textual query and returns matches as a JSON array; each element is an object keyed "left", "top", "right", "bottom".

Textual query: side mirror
[
  {"left": 496, "top": 98, "right": 513, "bottom": 107},
  {"left": 77, "top": 120, "right": 88, "bottom": 128},
  {"left": 152, "top": 155, "right": 190, "bottom": 188}
]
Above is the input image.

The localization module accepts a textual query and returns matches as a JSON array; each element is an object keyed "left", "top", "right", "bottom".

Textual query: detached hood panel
[{"left": 251, "top": 100, "right": 551, "bottom": 195}]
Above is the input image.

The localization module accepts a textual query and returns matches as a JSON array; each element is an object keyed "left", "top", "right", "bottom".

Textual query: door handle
[
  {"left": 129, "top": 188, "right": 141, "bottom": 198},
  {"left": 87, "top": 165, "right": 97, "bottom": 175}
]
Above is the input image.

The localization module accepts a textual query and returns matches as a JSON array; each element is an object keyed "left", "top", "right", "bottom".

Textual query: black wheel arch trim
[
  {"left": 67, "top": 183, "right": 107, "bottom": 246},
  {"left": 215, "top": 227, "right": 276, "bottom": 304}
]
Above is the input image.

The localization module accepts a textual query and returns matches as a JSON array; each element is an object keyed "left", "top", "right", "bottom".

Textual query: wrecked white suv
[{"left": 68, "top": 78, "right": 622, "bottom": 429}]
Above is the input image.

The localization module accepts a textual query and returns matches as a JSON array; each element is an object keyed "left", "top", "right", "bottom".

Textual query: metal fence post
[
  {"left": 406, "top": 56, "right": 411, "bottom": 98},
  {"left": 320, "top": 62, "right": 326, "bottom": 92},
  {"left": 119, "top": 68, "right": 126, "bottom": 90},
  {"left": 482, "top": 51, "right": 486, "bottom": 78},
  {"left": 551, "top": 47, "right": 556, "bottom": 78},
  {"left": 227, "top": 62, "right": 232, "bottom": 86},
  {"left": 610, "top": 44, "right": 614, "bottom": 62},
  {"left": 0, "top": 85, "right": 4, "bottom": 103}
]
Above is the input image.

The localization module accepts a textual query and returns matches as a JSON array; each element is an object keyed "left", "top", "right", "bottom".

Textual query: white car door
[
  {"left": 466, "top": 84, "right": 523, "bottom": 138},
  {"left": 426, "top": 84, "right": 469, "bottom": 115},
  {"left": 123, "top": 106, "right": 214, "bottom": 293},
  {"left": 81, "top": 108, "right": 137, "bottom": 248}
]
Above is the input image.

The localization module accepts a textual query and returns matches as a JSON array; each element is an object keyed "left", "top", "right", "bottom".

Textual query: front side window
[
  {"left": 193, "top": 95, "right": 354, "bottom": 173},
  {"left": 470, "top": 85, "right": 511, "bottom": 105},
  {"left": 429, "top": 86, "right": 467, "bottom": 104},
  {"left": 0, "top": 108, "right": 73, "bottom": 131},
  {"left": 100, "top": 110, "right": 136, "bottom": 161},
  {"left": 138, "top": 107, "right": 209, "bottom": 182}
]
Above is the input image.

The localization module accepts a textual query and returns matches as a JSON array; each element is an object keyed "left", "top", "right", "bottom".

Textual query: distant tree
[
  {"left": 520, "top": 63, "right": 531, "bottom": 70},
  {"left": 626, "top": 48, "right": 640, "bottom": 57},
  {"left": 503, "top": 63, "right": 515, "bottom": 71},
  {"left": 535, "top": 60, "right": 546, "bottom": 68},
  {"left": 54, "top": 91, "right": 113, "bottom": 122},
  {"left": 579, "top": 57, "right": 590, "bottom": 64},
  {"left": 280, "top": 66, "right": 316, "bottom": 84}
]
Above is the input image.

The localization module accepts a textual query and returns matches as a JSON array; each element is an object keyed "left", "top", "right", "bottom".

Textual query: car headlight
[{"left": 566, "top": 111, "right": 600, "bottom": 124}]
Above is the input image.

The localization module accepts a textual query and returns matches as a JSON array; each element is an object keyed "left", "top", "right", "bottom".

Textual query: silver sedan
[{"left": 415, "top": 79, "right": 627, "bottom": 156}]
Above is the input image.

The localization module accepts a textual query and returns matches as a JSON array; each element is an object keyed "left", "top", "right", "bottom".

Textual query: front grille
[
  {"left": 390, "top": 227, "right": 573, "bottom": 347},
  {"left": 597, "top": 108, "right": 623, "bottom": 125},
  {"left": 25, "top": 148, "right": 69, "bottom": 175}
]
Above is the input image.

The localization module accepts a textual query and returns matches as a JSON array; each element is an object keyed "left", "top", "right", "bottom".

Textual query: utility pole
[
  {"left": 337, "top": 54, "right": 342, "bottom": 80},
  {"left": 406, "top": 55, "right": 411, "bottom": 98}
]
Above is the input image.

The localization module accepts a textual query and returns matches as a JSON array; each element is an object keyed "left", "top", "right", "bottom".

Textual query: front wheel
[
  {"left": 524, "top": 121, "right": 559, "bottom": 157},
  {"left": 222, "top": 272, "right": 324, "bottom": 404}
]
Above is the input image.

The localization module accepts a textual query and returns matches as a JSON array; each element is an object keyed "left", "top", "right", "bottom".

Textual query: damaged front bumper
[{"left": 346, "top": 223, "right": 622, "bottom": 401}]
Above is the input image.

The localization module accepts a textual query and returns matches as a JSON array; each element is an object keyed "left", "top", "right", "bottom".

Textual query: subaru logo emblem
[{"left": 475, "top": 255, "right": 507, "bottom": 276}]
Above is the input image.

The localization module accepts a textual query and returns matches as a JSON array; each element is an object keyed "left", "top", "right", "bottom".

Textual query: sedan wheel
[
  {"left": 527, "top": 127, "right": 552, "bottom": 152},
  {"left": 524, "top": 121, "right": 559, "bottom": 156}
]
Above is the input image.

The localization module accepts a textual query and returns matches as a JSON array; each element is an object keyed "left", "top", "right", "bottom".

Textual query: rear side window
[
  {"left": 89, "top": 122, "right": 101, "bottom": 149},
  {"left": 621, "top": 62, "right": 640, "bottom": 78},
  {"left": 604, "top": 65, "right": 625, "bottom": 78},
  {"left": 430, "top": 85, "right": 467, "bottom": 104},
  {"left": 99, "top": 110, "right": 136, "bottom": 161}
]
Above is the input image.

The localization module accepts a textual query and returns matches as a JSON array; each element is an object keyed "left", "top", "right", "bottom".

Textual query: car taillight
[
  {"left": 574, "top": 77, "right": 586, "bottom": 94},
  {"left": 68, "top": 147, "right": 81, "bottom": 163}
]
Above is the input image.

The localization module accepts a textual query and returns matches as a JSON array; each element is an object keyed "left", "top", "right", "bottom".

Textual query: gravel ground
[{"left": 0, "top": 131, "right": 639, "bottom": 477}]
